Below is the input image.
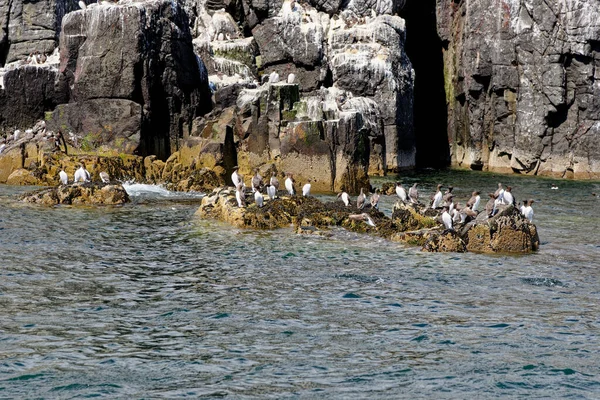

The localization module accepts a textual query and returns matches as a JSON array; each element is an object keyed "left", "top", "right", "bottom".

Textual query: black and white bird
[
  {"left": 74, "top": 162, "right": 91, "bottom": 183},
  {"left": 269, "top": 71, "right": 280, "bottom": 83},
  {"left": 100, "top": 171, "right": 110, "bottom": 183},
  {"left": 431, "top": 184, "right": 443, "bottom": 209},
  {"left": 254, "top": 190, "right": 264, "bottom": 207},
  {"left": 467, "top": 191, "right": 481, "bottom": 211},
  {"left": 270, "top": 172, "right": 280, "bottom": 195},
  {"left": 287, "top": 73, "right": 296, "bottom": 84},
  {"left": 395, "top": 182, "right": 407, "bottom": 202},
  {"left": 441, "top": 206, "right": 453, "bottom": 230},
  {"left": 503, "top": 185, "right": 515, "bottom": 205},
  {"left": 356, "top": 188, "right": 366, "bottom": 209},
  {"left": 284, "top": 173, "right": 295, "bottom": 195},
  {"left": 338, "top": 191, "right": 350, "bottom": 207},
  {"left": 266, "top": 184, "right": 276, "bottom": 201},
  {"left": 522, "top": 199, "right": 534, "bottom": 222},
  {"left": 235, "top": 183, "right": 246, "bottom": 208},
  {"left": 302, "top": 179, "right": 311, "bottom": 197},
  {"left": 59, "top": 170, "right": 68, "bottom": 185},
  {"left": 231, "top": 166, "right": 241, "bottom": 188}
]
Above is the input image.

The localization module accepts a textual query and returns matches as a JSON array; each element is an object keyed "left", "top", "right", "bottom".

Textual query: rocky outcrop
[
  {"left": 49, "top": 0, "right": 212, "bottom": 159},
  {"left": 196, "top": 187, "right": 539, "bottom": 253},
  {"left": 438, "top": 0, "right": 600, "bottom": 179},
  {"left": 21, "top": 183, "right": 130, "bottom": 205}
]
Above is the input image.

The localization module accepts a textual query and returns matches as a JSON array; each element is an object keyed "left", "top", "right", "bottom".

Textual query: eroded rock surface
[
  {"left": 196, "top": 187, "right": 539, "bottom": 253},
  {"left": 438, "top": 0, "right": 600, "bottom": 179},
  {"left": 21, "top": 183, "right": 130, "bottom": 205}
]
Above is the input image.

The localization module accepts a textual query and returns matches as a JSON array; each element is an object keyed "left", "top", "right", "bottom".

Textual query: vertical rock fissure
[{"left": 400, "top": 0, "right": 449, "bottom": 168}]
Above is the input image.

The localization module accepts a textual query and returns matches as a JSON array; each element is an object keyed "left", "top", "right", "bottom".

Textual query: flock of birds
[
  {"left": 230, "top": 167, "right": 536, "bottom": 231},
  {"left": 57, "top": 162, "right": 110, "bottom": 185}
]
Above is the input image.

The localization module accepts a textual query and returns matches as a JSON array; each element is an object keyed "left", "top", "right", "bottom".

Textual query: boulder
[
  {"left": 21, "top": 183, "right": 130, "bottom": 205},
  {"left": 422, "top": 230, "right": 467, "bottom": 252}
]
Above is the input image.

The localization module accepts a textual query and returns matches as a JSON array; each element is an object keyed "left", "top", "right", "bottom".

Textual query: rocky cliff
[
  {"left": 438, "top": 0, "right": 600, "bottom": 179},
  {"left": 0, "top": 0, "right": 415, "bottom": 192}
]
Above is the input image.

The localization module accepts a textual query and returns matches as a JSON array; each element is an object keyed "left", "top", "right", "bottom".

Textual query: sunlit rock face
[
  {"left": 180, "top": 0, "right": 415, "bottom": 191},
  {"left": 438, "top": 0, "right": 600, "bottom": 179}
]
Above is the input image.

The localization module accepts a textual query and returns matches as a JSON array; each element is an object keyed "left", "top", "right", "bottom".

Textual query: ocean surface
[{"left": 1, "top": 170, "right": 599, "bottom": 399}]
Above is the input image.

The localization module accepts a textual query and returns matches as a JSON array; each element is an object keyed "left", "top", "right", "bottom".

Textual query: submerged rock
[{"left": 21, "top": 183, "right": 130, "bottom": 206}]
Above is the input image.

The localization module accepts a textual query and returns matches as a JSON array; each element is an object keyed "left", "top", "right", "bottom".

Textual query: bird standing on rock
[
  {"left": 254, "top": 190, "right": 264, "bottom": 207},
  {"left": 338, "top": 191, "right": 350, "bottom": 207},
  {"left": 522, "top": 199, "right": 534, "bottom": 222},
  {"left": 395, "top": 182, "right": 407, "bottom": 202},
  {"left": 409, "top": 183, "right": 419, "bottom": 204},
  {"left": 235, "top": 183, "right": 246, "bottom": 208},
  {"left": 270, "top": 172, "right": 280, "bottom": 193},
  {"left": 285, "top": 173, "right": 295, "bottom": 195},
  {"left": 357, "top": 188, "right": 366, "bottom": 209},
  {"left": 467, "top": 191, "right": 481, "bottom": 212},
  {"left": 100, "top": 171, "right": 110, "bottom": 183},
  {"left": 59, "top": 170, "right": 68, "bottom": 185},
  {"left": 441, "top": 206, "right": 453, "bottom": 230},
  {"left": 231, "top": 166, "right": 241, "bottom": 188},
  {"left": 431, "top": 184, "right": 443, "bottom": 209},
  {"left": 302, "top": 179, "right": 311, "bottom": 197},
  {"left": 370, "top": 189, "right": 380, "bottom": 209},
  {"left": 74, "top": 162, "right": 90, "bottom": 183},
  {"left": 252, "top": 169, "right": 263, "bottom": 193},
  {"left": 266, "top": 184, "right": 276, "bottom": 200}
]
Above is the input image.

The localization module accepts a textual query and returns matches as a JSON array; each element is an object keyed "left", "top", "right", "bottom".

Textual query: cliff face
[
  {"left": 0, "top": 0, "right": 415, "bottom": 191},
  {"left": 438, "top": 0, "right": 600, "bottom": 178}
]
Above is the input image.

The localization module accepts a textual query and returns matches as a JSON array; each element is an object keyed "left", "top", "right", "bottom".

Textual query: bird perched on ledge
[{"left": 349, "top": 213, "right": 376, "bottom": 227}]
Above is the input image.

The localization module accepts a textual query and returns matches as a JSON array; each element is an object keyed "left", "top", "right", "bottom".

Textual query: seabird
[
  {"left": 441, "top": 206, "right": 453, "bottom": 230},
  {"left": 443, "top": 186, "right": 454, "bottom": 203},
  {"left": 370, "top": 189, "right": 380, "bottom": 209},
  {"left": 408, "top": 183, "right": 419, "bottom": 204},
  {"left": 445, "top": 194, "right": 455, "bottom": 214},
  {"left": 467, "top": 191, "right": 481, "bottom": 211},
  {"left": 348, "top": 213, "right": 376, "bottom": 227},
  {"left": 287, "top": 73, "right": 296, "bottom": 84},
  {"left": 337, "top": 191, "right": 350, "bottom": 207},
  {"left": 431, "top": 184, "right": 443, "bottom": 209},
  {"left": 269, "top": 71, "right": 280, "bottom": 83},
  {"left": 551, "top": 184, "right": 558, "bottom": 190},
  {"left": 522, "top": 199, "right": 534, "bottom": 222},
  {"left": 235, "top": 183, "right": 246, "bottom": 208},
  {"left": 494, "top": 183, "right": 505, "bottom": 203},
  {"left": 302, "top": 179, "right": 311, "bottom": 197},
  {"left": 395, "top": 182, "right": 407, "bottom": 202},
  {"left": 284, "top": 173, "right": 295, "bottom": 195},
  {"left": 266, "top": 184, "right": 276, "bottom": 200},
  {"left": 251, "top": 169, "right": 263, "bottom": 193},
  {"left": 503, "top": 185, "right": 514, "bottom": 205},
  {"left": 270, "top": 172, "right": 280, "bottom": 196},
  {"left": 486, "top": 192, "right": 498, "bottom": 216},
  {"left": 461, "top": 203, "right": 478, "bottom": 222},
  {"left": 254, "top": 190, "right": 264, "bottom": 207},
  {"left": 59, "top": 170, "right": 68, "bottom": 185},
  {"left": 99, "top": 171, "right": 110, "bottom": 183},
  {"left": 13, "top": 130, "right": 20, "bottom": 142},
  {"left": 231, "top": 166, "right": 241, "bottom": 188},
  {"left": 451, "top": 203, "right": 462, "bottom": 223},
  {"left": 356, "top": 188, "right": 366, "bottom": 209},
  {"left": 74, "top": 162, "right": 91, "bottom": 183},
  {"left": 217, "top": 32, "right": 224, "bottom": 41}
]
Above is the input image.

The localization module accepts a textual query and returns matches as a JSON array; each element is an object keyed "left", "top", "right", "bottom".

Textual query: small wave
[
  {"left": 122, "top": 183, "right": 205, "bottom": 200},
  {"left": 521, "top": 277, "right": 566, "bottom": 287}
]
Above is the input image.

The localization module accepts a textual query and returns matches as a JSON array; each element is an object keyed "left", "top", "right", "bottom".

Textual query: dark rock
[
  {"left": 21, "top": 182, "right": 130, "bottom": 205},
  {"left": 439, "top": 0, "right": 600, "bottom": 178},
  {"left": 422, "top": 230, "right": 467, "bottom": 252}
]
